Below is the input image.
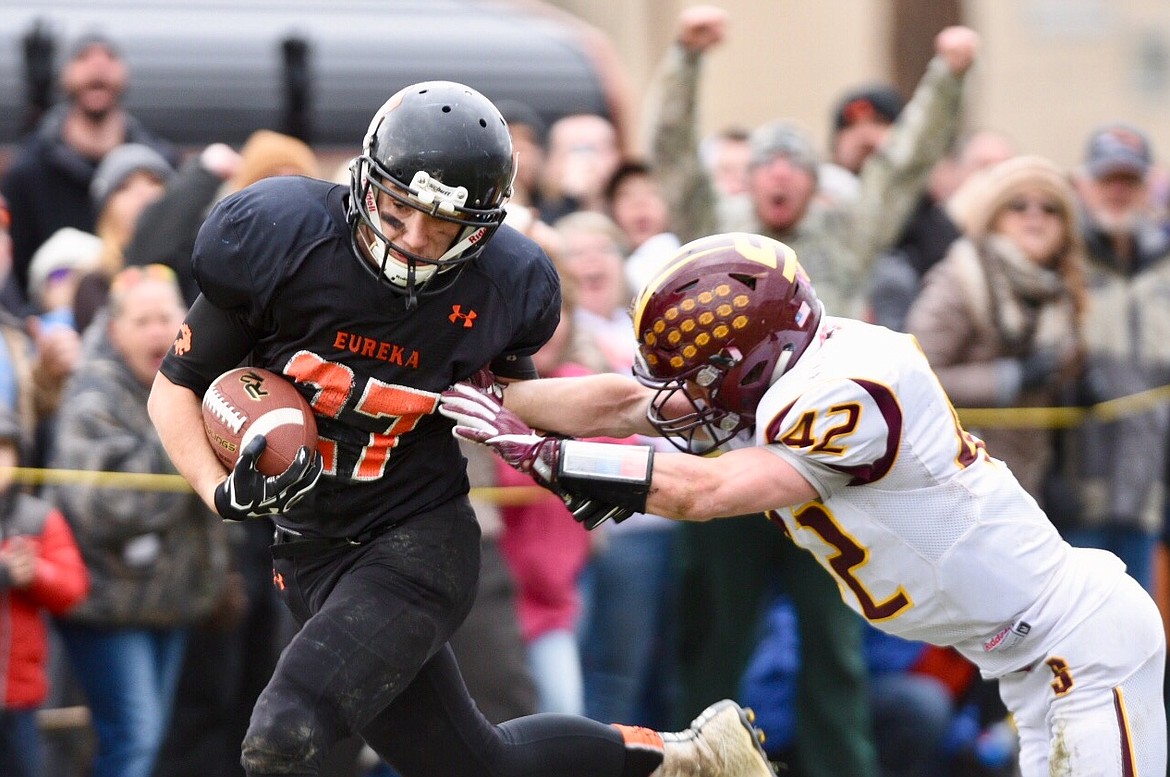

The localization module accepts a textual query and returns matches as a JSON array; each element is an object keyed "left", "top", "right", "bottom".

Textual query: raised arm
[
  {"left": 646, "top": 5, "right": 728, "bottom": 244},
  {"left": 850, "top": 26, "right": 980, "bottom": 266}
]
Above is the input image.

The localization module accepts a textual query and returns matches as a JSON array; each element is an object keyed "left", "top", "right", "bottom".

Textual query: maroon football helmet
[{"left": 631, "top": 233, "right": 822, "bottom": 452}]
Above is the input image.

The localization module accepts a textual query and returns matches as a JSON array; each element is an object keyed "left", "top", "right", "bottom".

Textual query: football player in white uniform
[{"left": 440, "top": 232, "right": 1167, "bottom": 777}]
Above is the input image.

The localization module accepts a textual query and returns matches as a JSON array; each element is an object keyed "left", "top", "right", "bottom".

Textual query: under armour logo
[{"left": 449, "top": 305, "right": 477, "bottom": 328}]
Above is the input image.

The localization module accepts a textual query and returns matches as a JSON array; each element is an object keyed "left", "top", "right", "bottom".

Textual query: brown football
[{"left": 202, "top": 367, "right": 318, "bottom": 476}]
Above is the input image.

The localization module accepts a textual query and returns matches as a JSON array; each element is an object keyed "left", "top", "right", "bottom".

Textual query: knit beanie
[
  {"left": 228, "top": 130, "right": 319, "bottom": 191},
  {"left": 748, "top": 121, "right": 820, "bottom": 178},
  {"left": 91, "top": 143, "right": 174, "bottom": 215},
  {"left": 947, "top": 154, "right": 1079, "bottom": 242}
]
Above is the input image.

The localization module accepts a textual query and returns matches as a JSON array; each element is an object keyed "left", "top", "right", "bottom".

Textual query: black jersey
[{"left": 159, "top": 176, "right": 561, "bottom": 537}]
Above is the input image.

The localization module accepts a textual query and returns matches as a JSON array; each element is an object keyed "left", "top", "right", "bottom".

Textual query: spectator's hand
[
  {"left": 199, "top": 143, "right": 243, "bottom": 181},
  {"left": 0, "top": 537, "right": 37, "bottom": 589},
  {"left": 27, "top": 317, "right": 81, "bottom": 381},
  {"left": 935, "top": 26, "right": 979, "bottom": 76},
  {"left": 213, "top": 436, "right": 322, "bottom": 521},
  {"left": 677, "top": 5, "right": 728, "bottom": 55},
  {"left": 1019, "top": 348, "right": 1062, "bottom": 392}
]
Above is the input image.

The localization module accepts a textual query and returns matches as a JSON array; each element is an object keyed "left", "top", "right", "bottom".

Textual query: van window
[{"left": 0, "top": 1, "right": 626, "bottom": 149}]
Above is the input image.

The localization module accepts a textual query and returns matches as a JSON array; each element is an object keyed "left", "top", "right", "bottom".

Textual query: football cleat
[{"left": 659, "top": 699, "right": 777, "bottom": 777}]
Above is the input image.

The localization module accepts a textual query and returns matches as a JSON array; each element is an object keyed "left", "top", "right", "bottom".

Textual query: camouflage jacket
[
  {"left": 648, "top": 44, "right": 965, "bottom": 317},
  {"left": 48, "top": 316, "right": 226, "bottom": 627}
]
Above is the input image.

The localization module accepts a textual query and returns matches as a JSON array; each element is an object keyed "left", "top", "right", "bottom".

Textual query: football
[{"left": 202, "top": 367, "right": 318, "bottom": 476}]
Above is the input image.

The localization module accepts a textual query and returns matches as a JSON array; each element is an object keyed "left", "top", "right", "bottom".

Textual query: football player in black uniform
[{"left": 147, "top": 81, "right": 775, "bottom": 777}]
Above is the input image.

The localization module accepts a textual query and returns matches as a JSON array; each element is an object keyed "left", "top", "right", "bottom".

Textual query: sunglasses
[
  {"left": 1004, "top": 198, "right": 1063, "bottom": 217},
  {"left": 109, "top": 263, "right": 177, "bottom": 296}
]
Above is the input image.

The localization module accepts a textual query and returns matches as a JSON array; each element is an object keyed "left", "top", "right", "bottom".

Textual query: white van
[{"left": 0, "top": 0, "right": 629, "bottom": 151}]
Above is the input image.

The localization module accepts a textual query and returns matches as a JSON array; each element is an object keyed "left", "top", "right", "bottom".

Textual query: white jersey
[{"left": 756, "top": 317, "right": 1126, "bottom": 678}]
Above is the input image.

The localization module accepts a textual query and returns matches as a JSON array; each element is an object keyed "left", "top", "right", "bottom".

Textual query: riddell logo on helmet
[{"left": 409, "top": 171, "right": 468, "bottom": 209}]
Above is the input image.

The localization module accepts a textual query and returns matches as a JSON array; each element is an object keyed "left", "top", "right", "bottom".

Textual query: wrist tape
[{"left": 555, "top": 439, "right": 654, "bottom": 513}]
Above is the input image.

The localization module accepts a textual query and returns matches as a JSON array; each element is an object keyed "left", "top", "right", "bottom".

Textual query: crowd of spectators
[{"left": 2, "top": 8, "right": 1170, "bottom": 777}]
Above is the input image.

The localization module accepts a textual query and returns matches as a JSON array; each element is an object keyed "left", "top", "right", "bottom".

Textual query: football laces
[{"left": 203, "top": 386, "right": 247, "bottom": 435}]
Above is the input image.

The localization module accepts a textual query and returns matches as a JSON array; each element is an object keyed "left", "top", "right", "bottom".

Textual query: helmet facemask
[
  {"left": 634, "top": 349, "right": 736, "bottom": 453},
  {"left": 636, "top": 340, "right": 799, "bottom": 454},
  {"left": 352, "top": 160, "right": 505, "bottom": 298},
  {"left": 347, "top": 81, "right": 515, "bottom": 307},
  {"left": 631, "top": 232, "right": 822, "bottom": 453}
]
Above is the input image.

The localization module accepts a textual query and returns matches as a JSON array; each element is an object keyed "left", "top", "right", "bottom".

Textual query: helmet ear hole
[
  {"left": 739, "top": 362, "right": 766, "bottom": 387},
  {"left": 729, "top": 272, "right": 758, "bottom": 290}
]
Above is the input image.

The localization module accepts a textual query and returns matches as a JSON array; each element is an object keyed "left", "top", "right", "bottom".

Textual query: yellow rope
[
  {"left": 957, "top": 383, "right": 1170, "bottom": 429},
  {"left": 0, "top": 466, "right": 551, "bottom": 506},
  {"left": 10, "top": 382, "right": 1170, "bottom": 496},
  {"left": 4, "top": 467, "right": 193, "bottom": 491}
]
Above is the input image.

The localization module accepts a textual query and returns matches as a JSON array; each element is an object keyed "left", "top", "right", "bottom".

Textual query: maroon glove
[
  {"left": 438, "top": 382, "right": 635, "bottom": 529},
  {"left": 438, "top": 383, "right": 560, "bottom": 487}
]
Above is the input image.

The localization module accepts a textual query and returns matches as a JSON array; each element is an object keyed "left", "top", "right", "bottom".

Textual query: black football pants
[{"left": 241, "top": 497, "right": 634, "bottom": 777}]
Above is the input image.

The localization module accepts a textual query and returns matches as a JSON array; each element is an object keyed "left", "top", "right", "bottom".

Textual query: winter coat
[
  {"left": 906, "top": 236, "right": 1082, "bottom": 498},
  {"left": 0, "top": 103, "right": 178, "bottom": 306},
  {"left": 48, "top": 317, "right": 226, "bottom": 627},
  {"left": 0, "top": 491, "right": 88, "bottom": 708},
  {"left": 1067, "top": 215, "right": 1170, "bottom": 532}
]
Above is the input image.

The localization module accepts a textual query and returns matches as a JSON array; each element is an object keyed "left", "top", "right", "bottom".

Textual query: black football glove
[
  {"left": 567, "top": 499, "right": 635, "bottom": 530},
  {"left": 213, "top": 435, "right": 323, "bottom": 522}
]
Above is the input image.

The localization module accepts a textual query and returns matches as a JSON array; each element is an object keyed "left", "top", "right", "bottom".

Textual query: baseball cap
[
  {"left": 1084, "top": 123, "right": 1152, "bottom": 179},
  {"left": 749, "top": 121, "right": 820, "bottom": 177},
  {"left": 832, "top": 84, "right": 904, "bottom": 132},
  {"left": 90, "top": 143, "right": 174, "bottom": 215}
]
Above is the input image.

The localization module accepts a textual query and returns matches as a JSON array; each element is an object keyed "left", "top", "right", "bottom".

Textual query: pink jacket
[{"left": 497, "top": 363, "right": 594, "bottom": 642}]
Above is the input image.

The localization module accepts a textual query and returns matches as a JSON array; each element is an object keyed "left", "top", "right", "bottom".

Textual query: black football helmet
[
  {"left": 348, "top": 81, "right": 514, "bottom": 303},
  {"left": 632, "top": 233, "right": 823, "bottom": 453}
]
